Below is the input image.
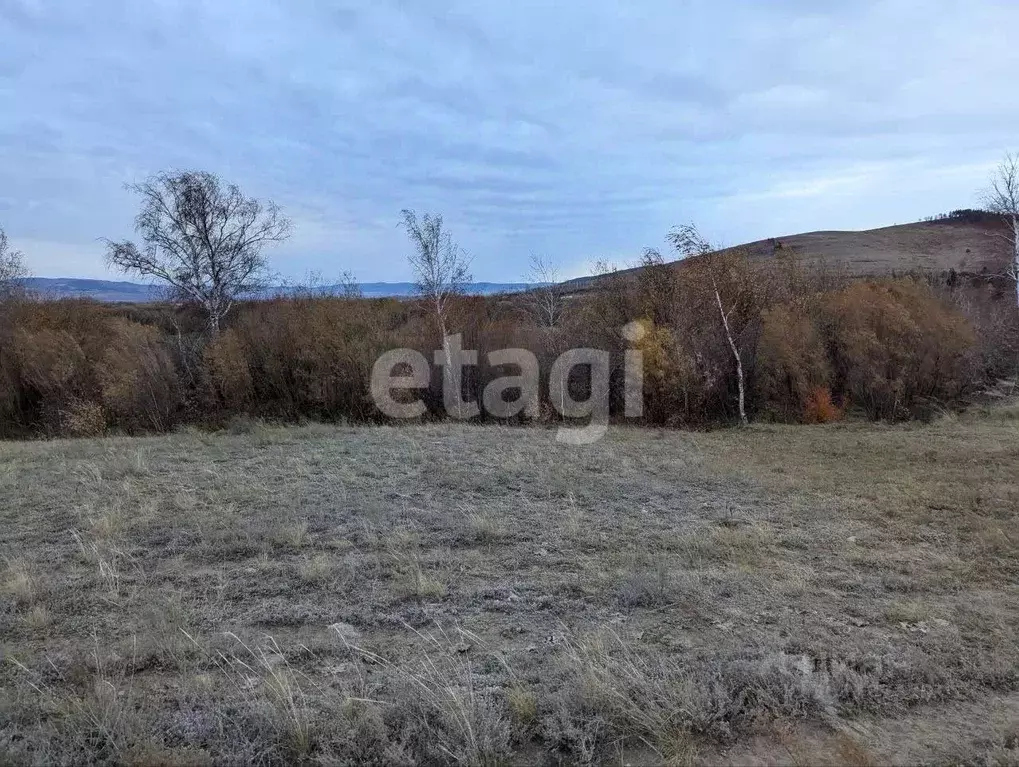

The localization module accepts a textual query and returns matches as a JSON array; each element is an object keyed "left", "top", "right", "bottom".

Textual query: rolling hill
[
  {"left": 563, "top": 213, "right": 1013, "bottom": 292},
  {"left": 23, "top": 214, "right": 1014, "bottom": 302}
]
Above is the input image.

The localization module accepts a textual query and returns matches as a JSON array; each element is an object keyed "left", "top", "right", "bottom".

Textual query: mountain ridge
[{"left": 21, "top": 278, "right": 538, "bottom": 302}]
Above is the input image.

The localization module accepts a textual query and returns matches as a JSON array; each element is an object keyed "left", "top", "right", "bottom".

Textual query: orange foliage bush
[
  {"left": 802, "top": 386, "right": 845, "bottom": 424},
  {"left": 757, "top": 279, "right": 976, "bottom": 422}
]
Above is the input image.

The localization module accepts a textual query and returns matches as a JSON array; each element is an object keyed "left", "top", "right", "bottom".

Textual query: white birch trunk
[
  {"left": 1012, "top": 215, "right": 1019, "bottom": 309},
  {"left": 714, "top": 282, "right": 748, "bottom": 426}
]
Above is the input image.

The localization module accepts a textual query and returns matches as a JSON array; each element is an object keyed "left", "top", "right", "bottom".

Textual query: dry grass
[
  {"left": 3, "top": 558, "right": 39, "bottom": 605},
  {"left": 1, "top": 409, "right": 1019, "bottom": 764}
]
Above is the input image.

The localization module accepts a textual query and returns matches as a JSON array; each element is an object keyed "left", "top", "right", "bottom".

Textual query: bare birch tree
[
  {"left": 669, "top": 224, "right": 750, "bottom": 426},
  {"left": 105, "top": 170, "right": 292, "bottom": 334},
  {"left": 400, "top": 210, "right": 473, "bottom": 417},
  {"left": 523, "top": 255, "right": 567, "bottom": 329},
  {"left": 523, "top": 255, "right": 570, "bottom": 414},
  {"left": 983, "top": 152, "right": 1019, "bottom": 308},
  {"left": 0, "top": 226, "right": 28, "bottom": 302}
]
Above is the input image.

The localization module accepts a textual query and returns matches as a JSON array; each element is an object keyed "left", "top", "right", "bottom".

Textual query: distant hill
[
  {"left": 25, "top": 215, "right": 1012, "bottom": 302},
  {"left": 22, "top": 278, "right": 537, "bottom": 302},
  {"left": 23, "top": 279, "right": 165, "bottom": 302},
  {"left": 563, "top": 215, "right": 1013, "bottom": 292}
]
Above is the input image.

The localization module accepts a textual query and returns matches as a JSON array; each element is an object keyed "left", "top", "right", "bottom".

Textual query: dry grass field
[
  {"left": 563, "top": 217, "right": 1012, "bottom": 295},
  {"left": 2, "top": 410, "right": 1019, "bottom": 765},
  {"left": 737, "top": 219, "right": 1010, "bottom": 277}
]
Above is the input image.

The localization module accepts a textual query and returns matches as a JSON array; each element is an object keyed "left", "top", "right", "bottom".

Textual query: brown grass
[{"left": 1, "top": 409, "right": 1018, "bottom": 764}]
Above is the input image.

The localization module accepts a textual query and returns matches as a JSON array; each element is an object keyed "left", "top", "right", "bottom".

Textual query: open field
[{"left": 2, "top": 413, "right": 1019, "bottom": 765}]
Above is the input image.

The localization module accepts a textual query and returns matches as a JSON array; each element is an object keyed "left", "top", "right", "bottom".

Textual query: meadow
[{"left": 2, "top": 408, "right": 1018, "bottom": 765}]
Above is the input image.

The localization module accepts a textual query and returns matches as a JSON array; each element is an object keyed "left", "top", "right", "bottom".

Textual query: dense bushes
[
  {"left": 756, "top": 304, "right": 832, "bottom": 422},
  {"left": 0, "top": 264, "right": 1000, "bottom": 438},
  {"left": 823, "top": 280, "right": 977, "bottom": 419},
  {"left": 755, "top": 280, "right": 977, "bottom": 421},
  {"left": 0, "top": 301, "right": 182, "bottom": 436},
  {"left": 214, "top": 296, "right": 415, "bottom": 420}
]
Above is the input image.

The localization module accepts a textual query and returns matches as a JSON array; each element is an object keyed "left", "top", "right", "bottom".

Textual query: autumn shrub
[
  {"left": 821, "top": 279, "right": 977, "bottom": 419},
  {"left": 952, "top": 284, "right": 1019, "bottom": 381},
  {"left": 0, "top": 345, "right": 20, "bottom": 430},
  {"left": 0, "top": 299, "right": 29, "bottom": 432},
  {"left": 205, "top": 328, "right": 254, "bottom": 410},
  {"left": 473, "top": 315, "right": 540, "bottom": 422},
  {"left": 59, "top": 398, "right": 106, "bottom": 437},
  {"left": 0, "top": 274, "right": 990, "bottom": 437},
  {"left": 0, "top": 300, "right": 181, "bottom": 436},
  {"left": 632, "top": 320, "right": 712, "bottom": 425},
  {"left": 755, "top": 304, "right": 832, "bottom": 421},
  {"left": 802, "top": 386, "right": 845, "bottom": 424},
  {"left": 222, "top": 297, "right": 396, "bottom": 420},
  {"left": 8, "top": 326, "right": 90, "bottom": 433},
  {"left": 12, "top": 327, "right": 86, "bottom": 398},
  {"left": 95, "top": 318, "right": 180, "bottom": 432},
  {"left": 633, "top": 319, "right": 676, "bottom": 422}
]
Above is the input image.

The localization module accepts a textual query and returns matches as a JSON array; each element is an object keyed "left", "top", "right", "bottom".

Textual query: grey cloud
[{"left": 1, "top": 0, "right": 1018, "bottom": 279}]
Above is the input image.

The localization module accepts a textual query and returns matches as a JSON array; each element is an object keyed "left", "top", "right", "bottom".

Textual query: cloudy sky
[{"left": 2, "top": 0, "right": 1017, "bottom": 282}]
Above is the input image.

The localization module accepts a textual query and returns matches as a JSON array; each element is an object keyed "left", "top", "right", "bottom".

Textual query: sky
[{"left": 2, "top": 0, "right": 1018, "bottom": 282}]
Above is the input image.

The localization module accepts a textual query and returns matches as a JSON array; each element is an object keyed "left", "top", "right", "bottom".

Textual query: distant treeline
[
  {"left": 918, "top": 208, "right": 1007, "bottom": 225},
  {"left": 0, "top": 254, "right": 1014, "bottom": 438}
]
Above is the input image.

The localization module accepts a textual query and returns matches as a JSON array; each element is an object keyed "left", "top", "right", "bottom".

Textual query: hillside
[
  {"left": 564, "top": 214, "right": 1012, "bottom": 291},
  {"left": 741, "top": 216, "right": 1010, "bottom": 275},
  {"left": 23, "top": 217, "right": 1012, "bottom": 302}
]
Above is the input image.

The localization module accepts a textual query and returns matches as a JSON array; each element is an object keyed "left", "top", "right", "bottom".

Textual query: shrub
[
  {"left": 13, "top": 327, "right": 86, "bottom": 397},
  {"left": 96, "top": 319, "right": 179, "bottom": 432},
  {"left": 205, "top": 329, "right": 254, "bottom": 410},
  {"left": 802, "top": 386, "right": 844, "bottom": 424},
  {"left": 10, "top": 326, "right": 90, "bottom": 434},
  {"left": 224, "top": 297, "right": 394, "bottom": 420},
  {"left": 634, "top": 320, "right": 709, "bottom": 425},
  {"left": 60, "top": 398, "right": 106, "bottom": 437},
  {"left": 756, "top": 304, "right": 832, "bottom": 421},
  {"left": 0, "top": 273, "right": 988, "bottom": 436},
  {"left": 822, "top": 280, "right": 977, "bottom": 420},
  {"left": 0, "top": 301, "right": 183, "bottom": 436}
]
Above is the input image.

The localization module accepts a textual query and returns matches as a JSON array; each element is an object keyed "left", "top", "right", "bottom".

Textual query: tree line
[{"left": 0, "top": 164, "right": 1018, "bottom": 438}]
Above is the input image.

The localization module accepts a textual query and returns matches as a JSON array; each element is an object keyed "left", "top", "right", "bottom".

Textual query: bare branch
[
  {"left": 982, "top": 152, "right": 1019, "bottom": 308},
  {"left": 983, "top": 153, "right": 1019, "bottom": 217},
  {"left": 339, "top": 270, "right": 362, "bottom": 299},
  {"left": 105, "top": 170, "right": 292, "bottom": 333},
  {"left": 399, "top": 209, "right": 473, "bottom": 338},
  {"left": 666, "top": 223, "right": 714, "bottom": 259},
  {"left": 522, "top": 254, "right": 567, "bottom": 330},
  {"left": 0, "top": 226, "right": 29, "bottom": 302},
  {"left": 400, "top": 209, "right": 473, "bottom": 420}
]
